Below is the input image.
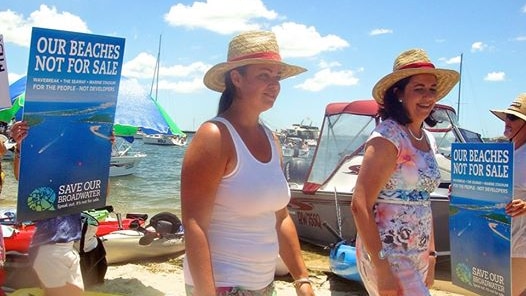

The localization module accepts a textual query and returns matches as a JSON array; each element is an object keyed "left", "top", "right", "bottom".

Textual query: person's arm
[
  {"left": 9, "top": 121, "right": 29, "bottom": 180},
  {"left": 425, "top": 220, "right": 437, "bottom": 287},
  {"left": 276, "top": 208, "right": 314, "bottom": 296},
  {"left": 350, "top": 137, "right": 398, "bottom": 293},
  {"left": 180, "top": 121, "right": 228, "bottom": 296},
  {"left": 0, "top": 135, "right": 7, "bottom": 159}
]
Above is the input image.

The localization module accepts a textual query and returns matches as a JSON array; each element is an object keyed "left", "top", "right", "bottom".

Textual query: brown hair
[
  {"left": 217, "top": 66, "right": 247, "bottom": 115},
  {"left": 379, "top": 76, "right": 437, "bottom": 127}
]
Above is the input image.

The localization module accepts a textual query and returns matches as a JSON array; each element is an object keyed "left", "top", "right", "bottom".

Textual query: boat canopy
[
  {"left": 297, "top": 99, "right": 480, "bottom": 195},
  {"left": 325, "top": 100, "right": 378, "bottom": 117}
]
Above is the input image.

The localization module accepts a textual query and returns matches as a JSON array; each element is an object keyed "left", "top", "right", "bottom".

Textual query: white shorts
[{"left": 33, "top": 242, "right": 84, "bottom": 290}]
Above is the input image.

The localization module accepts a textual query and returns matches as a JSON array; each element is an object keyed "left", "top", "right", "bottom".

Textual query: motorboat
[
  {"left": 285, "top": 100, "right": 484, "bottom": 255},
  {"left": 110, "top": 153, "right": 146, "bottom": 177},
  {"left": 281, "top": 137, "right": 311, "bottom": 158},
  {"left": 142, "top": 134, "right": 187, "bottom": 146},
  {"left": 109, "top": 138, "right": 147, "bottom": 177}
]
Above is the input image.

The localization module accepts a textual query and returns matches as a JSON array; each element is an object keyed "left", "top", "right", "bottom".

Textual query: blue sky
[{"left": 1, "top": 1, "right": 525, "bottom": 137}]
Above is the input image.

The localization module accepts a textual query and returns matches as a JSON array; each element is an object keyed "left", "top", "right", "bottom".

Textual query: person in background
[
  {"left": 10, "top": 120, "right": 84, "bottom": 296},
  {"left": 0, "top": 121, "right": 10, "bottom": 296},
  {"left": 351, "top": 48, "right": 459, "bottom": 295},
  {"left": 490, "top": 93, "right": 526, "bottom": 296},
  {"left": 0, "top": 121, "right": 10, "bottom": 194},
  {"left": 181, "top": 30, "right": 314, "bottom": 296}
]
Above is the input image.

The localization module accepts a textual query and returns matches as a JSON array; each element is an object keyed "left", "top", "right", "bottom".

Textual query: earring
[{"left": 398, "top": 98, "right": 403, "bottom": 103}]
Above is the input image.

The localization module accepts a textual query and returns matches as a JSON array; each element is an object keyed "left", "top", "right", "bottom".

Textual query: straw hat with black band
[
  {"left": 490, "top": 93, "right": 526, "bottom": 122},
  {"left": 203, "top": 30, "right": 307, "bottom": 93},
  {"left": 372, "top": 48, "right": 460, "bottom": 105}
]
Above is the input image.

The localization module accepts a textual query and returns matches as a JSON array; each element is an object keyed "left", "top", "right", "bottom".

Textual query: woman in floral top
[{"left": 351, "top": 49, "right": 459, "bottom": 296}]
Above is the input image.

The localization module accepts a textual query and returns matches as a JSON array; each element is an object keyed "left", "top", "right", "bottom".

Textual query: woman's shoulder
[
  {"left": 189, "top": 120, "right": 232, "bottom": 153},
  {"left": 369, "top": 119, "right": 409, "bottom": 151},
  {"left": 374, "top": 119, "right": 406, "bottom": 139}
]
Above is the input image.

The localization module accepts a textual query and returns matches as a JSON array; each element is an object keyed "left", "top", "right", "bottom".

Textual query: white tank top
[{"left": 184, "top": 117, "right": 290, "bottom": 289}]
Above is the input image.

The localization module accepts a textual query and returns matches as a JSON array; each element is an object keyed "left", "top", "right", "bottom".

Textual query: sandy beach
[
  {"left": 83, "top": 245, "right": 477, "bottom": 296},
  {"left": 4, "top": 242, "right": 476, "bottom": 296}
]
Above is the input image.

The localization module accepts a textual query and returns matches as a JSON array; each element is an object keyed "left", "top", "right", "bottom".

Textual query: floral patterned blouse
[{"left": 369, "top": 119, "right": 441, "bottom": 202}]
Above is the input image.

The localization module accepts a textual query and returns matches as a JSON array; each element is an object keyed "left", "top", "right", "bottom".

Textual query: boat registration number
[{"left": 297, "top": 211, "right": 322, "bottom": 229}]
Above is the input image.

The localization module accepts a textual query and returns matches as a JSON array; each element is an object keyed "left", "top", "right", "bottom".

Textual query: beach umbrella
[{"left": 4, "top": 76, "right": 185, "bottom": 137}]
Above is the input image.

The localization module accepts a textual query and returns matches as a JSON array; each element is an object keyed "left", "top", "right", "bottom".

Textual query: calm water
[
  {"left": 0, "top": 135, "right": 334, "bottom": 273},
  {"left": 0, "top": 134, "right": 192, "bottom": 220}
]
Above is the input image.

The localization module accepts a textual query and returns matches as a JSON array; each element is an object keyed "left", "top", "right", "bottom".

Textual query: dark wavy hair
[
  {"left": 217, "top": 66, "right": 247, "bottom": 115},
  {"left": 378, "top": 76, "right": 437, "bottom": 127}
]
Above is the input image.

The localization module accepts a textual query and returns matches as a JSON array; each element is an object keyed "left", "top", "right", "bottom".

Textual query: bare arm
[
  {"left": 181, "top": 122, "right": 231, "bottom": 295},
  {"left": 350, "top": 137, "right": 398, "bottom": 291},
  {"left": 9, "top": 121, "right": 29, "bottom": 180},
  {"left": 272, "top": 132, "right": 314, "bottom": 295},
  {"left": 276, "top": 208, "right": 314, "bottom": 296},
  {"left": 425, "top": 219, "right": 437, "bottom": 287}
]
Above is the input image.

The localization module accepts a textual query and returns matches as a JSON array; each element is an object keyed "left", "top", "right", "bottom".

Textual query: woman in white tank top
[{"left": 181, "top": 31, "right": 314, "bottom": 296}]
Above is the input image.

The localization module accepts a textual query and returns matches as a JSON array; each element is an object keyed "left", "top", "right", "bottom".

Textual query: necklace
[{"left": 407, "top": 127, "right": 424, "bottom": 141}]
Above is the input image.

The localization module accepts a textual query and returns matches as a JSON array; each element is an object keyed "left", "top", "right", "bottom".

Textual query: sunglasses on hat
[{"left": 506, "top": 114, "right": 520, "bottom": 121}]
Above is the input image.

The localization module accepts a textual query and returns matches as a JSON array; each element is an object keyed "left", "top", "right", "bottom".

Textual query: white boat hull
[
  {"left": 288, "top": 186, "right": 451, "bottom": 253},
  {"left": 143, "top": 134, "right": 186, "bottom": 146},
  {"left": 109, "top": 153, "right": 146, "bottom": 177},
  {"left": 101, "top": 229, "right": 185, "bottom": 264}
]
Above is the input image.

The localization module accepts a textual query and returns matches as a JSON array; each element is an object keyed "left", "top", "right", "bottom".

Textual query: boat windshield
[
  {"left": 294, "top": 100, "right": 481, "bottom": 193},
  {"left": 425, "top": 108, "right": 483, "bottom": 158},
  {"left": 308, "top": 113, "right": 376, "bottom": 186},
  {"left": 425, "top": 108, "right": 457, "bottom": 157}
]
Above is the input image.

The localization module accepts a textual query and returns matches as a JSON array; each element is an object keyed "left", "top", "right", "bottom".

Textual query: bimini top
[{"left": 325, "top": 99, "right": 456, "bottom": 119}]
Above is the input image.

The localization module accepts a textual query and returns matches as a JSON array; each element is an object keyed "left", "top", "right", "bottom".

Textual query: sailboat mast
[
  {"left": 457, "top": 53, "right": 463, "bottom": 121},
  {"left": 150, "top": 34, "right": 161, "bottom": 101}
]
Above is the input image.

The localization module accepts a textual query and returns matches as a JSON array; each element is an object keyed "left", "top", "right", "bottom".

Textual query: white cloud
[
  {"left": 522, "top": 4, "right": 526, "bottom": 13},
  {"left": 440, "top": 55, "right": 462, "bottom": 65},
  {"left": 161, "top": 62, "right": 210, "bottom": 79},
  {"left": 164, "top": 0, "right": 277, "bottom": 34},
  {"left": 272, "top": 22, "right": 349, "bottom": 58},
  {"left": 158, "top": 77, "right": 205, "bottom": 93},
  {"left": 0, "top": 5, "right": 89, "bottom": 47},
  {"left": 122, "top": 52, "right": 209, "bottom": 93},
  {"left": 318, "top": 60, "right": 341, "bottom": 69},
  {"left": 484, "top": 71, "right": 505, "bottom": 82},
  {"left": 515, "top": 36, "right": 526, "bottom": 41},
  {"left": 369, "top": 28, "right": 393, "bottom": 36},
  {"left": 163, "top": 1, "right": 349, "bottom": 59},
  {"left": 471, "top": 41, "right": 487, "bottom": 52},
  {"left": 296, "top": 68, "right": 359, "bottom": 92},
  {"left": 122, "top": 52, "right": 158, "bottom": 79}
]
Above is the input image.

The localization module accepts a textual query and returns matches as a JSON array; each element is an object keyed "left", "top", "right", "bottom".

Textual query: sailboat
[{"left": 140, "top": 35, "right": 187, "bottom": 147}]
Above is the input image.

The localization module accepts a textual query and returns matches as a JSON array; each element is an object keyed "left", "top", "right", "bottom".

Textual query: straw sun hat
[
  {"left": 203, "top": 30, "right": 307, "bottom": 92},
  {"left": 372, "top": 48, "right": 460, "bottom": 105},
  {"left": 490, "top": 93, "right": 526, "bottom": 122}
]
